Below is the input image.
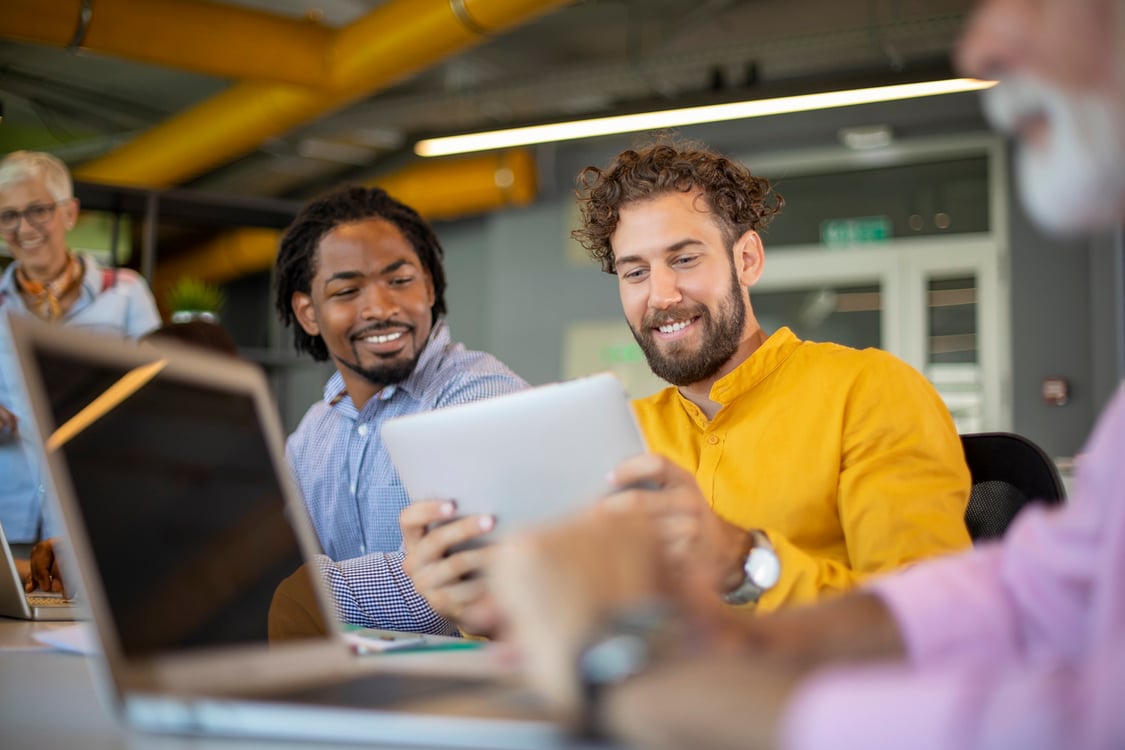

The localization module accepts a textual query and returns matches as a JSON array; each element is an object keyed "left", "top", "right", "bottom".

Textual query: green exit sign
[{"left": 820, "top": 216, "right": 892, "bottom": 247}]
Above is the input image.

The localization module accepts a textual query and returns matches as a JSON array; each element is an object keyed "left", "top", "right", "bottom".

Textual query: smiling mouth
[
  {"left": 350, "top": 324, "right": 414, "bottom": 355},
  {"left": 360, "top": 330, "right": 404, "bottom": 344},
  {"left": 14, "top": 233, "right": 47, "bottom": 250},
  {"left": 655, "top": 317, "right": 698, "bottom": 335}
]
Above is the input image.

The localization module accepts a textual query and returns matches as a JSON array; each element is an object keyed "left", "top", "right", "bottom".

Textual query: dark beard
[
  {"left": 340, "top": 353, "right": 420, "bottom": 389},
  {"left": 340, "top": 325, "right": 422, "bottom": 388},
  {"left": 630, "top": 264, "right": 746, "bottom": 387}
]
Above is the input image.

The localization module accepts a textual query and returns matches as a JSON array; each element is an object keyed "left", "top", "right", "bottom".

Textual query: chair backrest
[{"left": 960, "top": 432, "right": 1066, "bottom": 542}]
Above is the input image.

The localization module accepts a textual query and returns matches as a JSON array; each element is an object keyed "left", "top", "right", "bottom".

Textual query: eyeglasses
[{"left": 0, "top": 201, "right": 66, "bottom": 232}]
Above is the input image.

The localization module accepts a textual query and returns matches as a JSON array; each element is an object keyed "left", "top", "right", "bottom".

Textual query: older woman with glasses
[{"left": 0, "top": 150, "right": 160, "bottom": 583}]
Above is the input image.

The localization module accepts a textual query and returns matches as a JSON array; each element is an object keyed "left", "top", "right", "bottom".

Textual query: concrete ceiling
[{"left": 0, "top": 0, "right": 977, "bottom": 201}]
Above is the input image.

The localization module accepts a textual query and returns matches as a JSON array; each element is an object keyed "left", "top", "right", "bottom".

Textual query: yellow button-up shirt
[{"left": 633, "top": 327, "right": 972, "bottom": 610}]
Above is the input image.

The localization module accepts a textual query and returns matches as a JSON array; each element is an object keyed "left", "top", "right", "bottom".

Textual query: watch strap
[{"left": 576, "top": 600, "right": 677, "bottom": 740}]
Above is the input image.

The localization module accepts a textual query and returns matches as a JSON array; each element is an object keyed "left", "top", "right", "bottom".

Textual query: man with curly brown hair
[
  {"left": 555, "top": 140, "right": 973, "bottom": 612},
  {"left": 407, "top": 141, "right": 973, "bottom": 634}
]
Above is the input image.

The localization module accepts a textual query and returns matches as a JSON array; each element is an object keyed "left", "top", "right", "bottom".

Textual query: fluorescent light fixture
[{"left": 416, "top": 78, "right": 996, "bottom": 157}]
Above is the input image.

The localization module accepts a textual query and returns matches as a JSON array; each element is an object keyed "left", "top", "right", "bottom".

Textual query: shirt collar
[
  {"left": 707, "top": 326, "right": 802, "bottom": 405},
  {"left": 322, "top": 318, "right": 452, "bottom": 411},
  {"left": 0, "top": 252, "right": 99, "bottom": 309},
  {"left": 79, "top": 254, "right": 110, "bottom": 295}
]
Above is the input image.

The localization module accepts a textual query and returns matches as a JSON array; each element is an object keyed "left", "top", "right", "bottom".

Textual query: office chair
[{"left": 960, "top": 432, "right": 1066, "bottom": 542}]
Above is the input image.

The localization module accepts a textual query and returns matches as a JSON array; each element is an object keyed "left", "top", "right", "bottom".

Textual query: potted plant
[{"left": 164, "top": 277, "right": 225, "bottom": 324}]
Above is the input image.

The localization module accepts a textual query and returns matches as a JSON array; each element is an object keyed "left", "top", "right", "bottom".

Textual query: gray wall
[
  {"left": 444, "top": 200, "right": 623, "bottom": 386},
  {"left": 1006, "top": 186, "right": 1097, "bottom": 458}
]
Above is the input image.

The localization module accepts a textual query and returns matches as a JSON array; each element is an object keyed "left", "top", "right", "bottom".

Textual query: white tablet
[{"left": 381, "top": 372, "right": 648, "bottom": 538}]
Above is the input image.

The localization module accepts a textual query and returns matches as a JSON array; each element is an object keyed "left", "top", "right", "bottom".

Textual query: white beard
[{"left": 983, "top": 75, "right": 1125, "bottom": 235}]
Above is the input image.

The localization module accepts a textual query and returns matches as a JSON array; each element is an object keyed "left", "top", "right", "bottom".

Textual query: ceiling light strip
[{"left": 416, "top": 78, "right": 996, "bottom": 157}]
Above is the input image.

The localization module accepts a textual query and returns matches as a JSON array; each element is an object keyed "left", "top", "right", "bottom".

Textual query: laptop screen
[{"left": 33, "top": 346, "right": 326, "bottom": 658}]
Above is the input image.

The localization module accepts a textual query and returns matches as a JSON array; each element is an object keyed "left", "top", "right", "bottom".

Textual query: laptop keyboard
[{"left": 26, "top": 592, "right": 74, "bottom": 607}]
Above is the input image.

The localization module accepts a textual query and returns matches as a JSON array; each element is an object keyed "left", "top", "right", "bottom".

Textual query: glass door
[{"left": 756, "top": 235, "right": 1009, "bottom": 431}]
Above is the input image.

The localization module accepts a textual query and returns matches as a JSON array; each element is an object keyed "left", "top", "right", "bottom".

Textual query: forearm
[
  {"left": 597, "top": 595, "right": 904, "bottom": 750},
  {"left": 752, "top": 591, "right": 907, "bottom": 668}
]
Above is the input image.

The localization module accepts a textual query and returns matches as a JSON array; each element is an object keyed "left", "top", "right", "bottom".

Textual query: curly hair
[
  {"left": 571, "top": 140, "right": 785, "bottom": 274},
  {"left": 274, "top": 185, "right": 447, "bottom": 361}
]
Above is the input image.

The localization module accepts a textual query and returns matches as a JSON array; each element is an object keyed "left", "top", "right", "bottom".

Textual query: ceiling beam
[
  {"left": 73, "top": 0, "right": 575, "bottom": 189},
  {"left": 0, "top": 0, "right": 334, "bottom": 87}
]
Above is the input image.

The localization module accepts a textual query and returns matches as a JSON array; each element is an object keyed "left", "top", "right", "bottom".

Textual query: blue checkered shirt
[{"left": 286, "top": 320, "right": 527, "bottom": 633}]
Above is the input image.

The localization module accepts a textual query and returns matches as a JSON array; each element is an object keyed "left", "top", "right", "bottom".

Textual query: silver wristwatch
[{"left": 721, "top": 529, "right": 781, "bottom": 605}]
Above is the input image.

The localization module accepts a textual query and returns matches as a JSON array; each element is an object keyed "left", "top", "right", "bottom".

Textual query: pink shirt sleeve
[
  {"left": 872, "top": 498, "right": 1097, "bottom": 669},
  {"left": 781, "top": 643, "right": 1125, "bottom": 750},
  {"left": 779, "top": 386, "right": 1125, "bottom": 750}
]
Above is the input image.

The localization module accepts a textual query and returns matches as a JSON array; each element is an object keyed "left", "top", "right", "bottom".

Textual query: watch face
[
  {"left": 747, "top": 547, "right": 781, "bottom": 589},
  {"left": 580, "top": 633, "right": 650, "bottom": 684}
]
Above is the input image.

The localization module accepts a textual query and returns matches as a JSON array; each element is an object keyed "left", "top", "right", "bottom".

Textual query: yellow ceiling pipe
[
  {"left": 153, "top": 227, "right": 281, "bottom": 294},
  {"left": 0, "top": 0, "right": 333, "bottom": 87},
  {"left": 153, "top": 149, "right": 538, "bottom": 290},
  {"left": 75, "top": 0, "right": 574, "bottom": 189},
  {"left": 373, "top": 149, "right": 537, "bottom": 221}
]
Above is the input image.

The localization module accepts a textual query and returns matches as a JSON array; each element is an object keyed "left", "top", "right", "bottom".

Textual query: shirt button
[
  {"left": 706, "top": 435, "right": 720, "bottom": 445},
  {"left": 356, "top": 424, "right": 369, "bottom": 437}
]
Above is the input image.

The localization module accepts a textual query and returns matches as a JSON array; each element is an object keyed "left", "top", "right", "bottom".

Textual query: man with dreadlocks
[{"left": 274, "top": 185, "right": 526, "bottom": 634}]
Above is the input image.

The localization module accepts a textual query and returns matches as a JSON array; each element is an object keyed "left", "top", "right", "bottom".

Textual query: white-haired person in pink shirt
[{"left": 487, "top": 1, "right": 1125, "bottom": 749}]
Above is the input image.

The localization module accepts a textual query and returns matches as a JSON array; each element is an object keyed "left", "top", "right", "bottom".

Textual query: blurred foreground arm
[
  {"left": 489, "top": 506, "right": 906, "bottom": 748},
  {"left": 492, "top": 493, "right": 1125, "bottom": 750}
]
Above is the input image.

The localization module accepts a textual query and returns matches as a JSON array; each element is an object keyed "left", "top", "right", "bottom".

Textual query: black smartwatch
[{"left": 575, "top": 601, "right": 678, "bottom": 740}]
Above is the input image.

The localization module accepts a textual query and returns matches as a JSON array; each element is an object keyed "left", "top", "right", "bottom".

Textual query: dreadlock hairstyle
[
  {"left": 571, "top": 139, "right": 785, "bottom": 274},
  {"left": 274, "top": 185, "right": 448, "bottom": 361}
]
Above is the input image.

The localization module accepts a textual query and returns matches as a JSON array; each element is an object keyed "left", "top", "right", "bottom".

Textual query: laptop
[
  {"left": 0, "top": 519, "right": 81, "bottom": 620},
  {"left": 383, "top": 372, "right": 648, "bottom": 543},
  {"left": 7, "top": 314, "right": 573, "bottom": 749}
]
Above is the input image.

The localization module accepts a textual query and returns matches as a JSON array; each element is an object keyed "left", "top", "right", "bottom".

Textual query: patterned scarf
[{"left": 16, "top": 253, "right": 84, "bottom": 321}]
